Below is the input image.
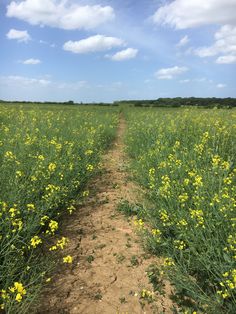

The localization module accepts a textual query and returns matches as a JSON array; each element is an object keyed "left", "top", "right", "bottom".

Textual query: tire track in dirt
[{"left": 36, "top": 115, "right": 174, "bottom": 314}]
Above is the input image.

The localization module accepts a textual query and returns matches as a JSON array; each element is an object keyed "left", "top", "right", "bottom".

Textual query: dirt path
[{"left": 37, "top": 115, "right": 174, "bottom": 314}]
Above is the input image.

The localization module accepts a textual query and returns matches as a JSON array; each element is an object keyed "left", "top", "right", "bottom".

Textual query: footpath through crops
[{"left": 0, "top": 104, "right": 236, "bottom": 314}]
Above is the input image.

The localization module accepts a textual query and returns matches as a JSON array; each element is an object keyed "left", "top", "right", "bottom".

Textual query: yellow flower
[
  {"left": 16, "top": 170, "right": 23, "bottom": 178},
  {"left": 9, "top": 282, "right": 26, "bottom": 302},
  {"left": 163, "top": 257, "right": 175, "bottom": 267},
  {"left": 178, "top": 193, "right": 189, "bottom": 203},
  {"left": 27, "top": 203, "right": 35, "bottom": 211},
  {"left": 48, "top": 163, "right": 56, "bottom": 172},
  {"left": 174, "top": 240, "right": 186, "bottom": 250},
  {"left": 15, "top": 293, "right": 22, "bottom": 302},
  {"left": 30, "top": 236, "right": 42, "bottom": 248},
  {"left": 86, "top": 164, "right": 94, "bottom": 171},
  {"left": 46, "top": 220, "right": 58, "bottom": 234},
  {"left": 63, "top": 255, "right": 73, "bottom": 263},
  {"left": 85, "top": 149, "right": 93, "bottom": 155},
  {"left": 193, "top": 175, "right": 203, "bottom": 187},
  {"left": 38, "top": 155, "right": 45, "bottom": 161}
]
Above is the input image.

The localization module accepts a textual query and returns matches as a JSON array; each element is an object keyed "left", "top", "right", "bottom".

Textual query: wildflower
[
  {"left": 82, "top": 190, "right": 89, "bottom": 197},
  {"left": 40, "top": 215, "right": 49, "bottom": 226},
  {"left": 30, "top": 236, "right": 42, "bottom": 248},
  {"left": 212, "top": 155, "right": 221, "bottom": 167},
  {"left": 16, "top": 170, "right": 23, "bottom": 178},
  {"left": 151, "top": 229, "right": 162, "bottom": 242},
  {"left": 190, "top": 209, "right": 205, "bottom": 227},
  {"left": 86, "top": 164, "right": 94, "bottom": 171},
  {"left": 63, "top": 255, "right": 73, "bottom": 263},
  {"left": 193, "top": 175, "right": 203, "bottom": 187},
  {"left": 134, "top": 218, "right": 144, "bottom": 229},
  {"left": 163, "top": 258, "right": 175, "bottom": 267},
  {"left": 183, "top": 178, "right": 190, "bottom": 186},
  {"left": 38, "top": 155, "right": 45, "bottom": 160},
  {"left": 140, "top": 289, "right": 154, "bottom": 300},
  {"left": 48, "top": 163, "right": 56, "bottom": 172},
  {"left": 177, "top": 219, "right": 188, "bottom": 227},
  {"left": 27, "top": 203, "right": 35, "bottom": 211},
  {"left": 49, "top": 237, "right": 68, "bottom": 251},
  {"left": 67, "top": 204, "right": 76, "bottom": 214},
  {"left": 221, "top": 161, "right": 230, "bottom": 171},
  {"left": 4, "top": 151, "right": 16, "bottom": 160},
  {"left": 12, "top": 219, "right": 23, "bottom": 232},
  {"left": 9, "top": 282, "right": 26, "bottom": 302},
  {"left": 85, "top": 149, "right": 93, "bottom": 155},
  {"left": 178, "top": 193, "right": 189, "bottom": 203},
  {"left": 15, "top": 293, "right": 23, "bottom": 302},
  {"left": 46, "top": 220, "right": 58, "bottom": 235},
  {"left": 174, "top": 240, "right": 186, "bottom": 250}
]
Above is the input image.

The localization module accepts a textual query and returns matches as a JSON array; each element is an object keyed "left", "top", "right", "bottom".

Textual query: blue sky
[{"left": 1, "top": 0, "right": 236, "bottom": 102}]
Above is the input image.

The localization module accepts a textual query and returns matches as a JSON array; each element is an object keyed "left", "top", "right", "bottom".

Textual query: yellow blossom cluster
[
  {"left": 125, "top": 108, "right": 236, "bottom": 311},
  {"left": 0, "top": 103, "right": 118, "bottom": 311}
]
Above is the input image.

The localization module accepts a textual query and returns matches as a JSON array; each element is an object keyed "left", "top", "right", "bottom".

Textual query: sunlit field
[
  {"left": 1, "top": 103, "right": 235, "bottom": 313},
  {"left": 125, "top": 107, "right": 236, "bottom": 313},
  {"left": 0, "top": 103, "right": 118, "bottom": 313}
]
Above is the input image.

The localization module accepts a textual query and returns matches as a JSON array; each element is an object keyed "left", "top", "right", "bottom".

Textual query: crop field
[
  {"left": 0, "top": 103, "right": 118, "bottom": 313},
  {"left": 0, "top": 104, "right": 235, "bottom": 313},
  {"left": 125, "top": 108, "right": 236, "bottom": 313}
]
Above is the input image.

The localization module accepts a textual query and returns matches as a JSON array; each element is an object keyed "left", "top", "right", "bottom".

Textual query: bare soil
[{"left": 36, "top": 116, "right": 174, "bottom": 314}]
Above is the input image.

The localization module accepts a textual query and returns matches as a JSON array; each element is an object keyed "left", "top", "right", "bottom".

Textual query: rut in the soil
[{"left": 36, "top": 116, "right": 174, "bottom": 314}]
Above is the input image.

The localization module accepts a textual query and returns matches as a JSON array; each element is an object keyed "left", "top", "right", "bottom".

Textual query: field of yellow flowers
[
  {"left": 0, "top": 103, "right": 118, "bottom": 313},
  {"left": 125, "top": 108, "right": 236, "bottom": 313}
]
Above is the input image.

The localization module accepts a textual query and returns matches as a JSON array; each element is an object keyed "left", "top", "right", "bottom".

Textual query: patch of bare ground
[{"left": 36, "top": 115, "right": 174, "bottom": 314}]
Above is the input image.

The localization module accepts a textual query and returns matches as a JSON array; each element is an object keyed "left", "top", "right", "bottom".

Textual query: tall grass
[
  {"left": 125, "top": 107, "right": 236, "bottom": 313},
  {"left": 0, "top": 104, "right": 118, "bottom": 313}
]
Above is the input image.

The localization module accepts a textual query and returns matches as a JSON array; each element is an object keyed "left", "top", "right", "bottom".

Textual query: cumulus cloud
[
  {"left": 195, "top": 25, "right": 236, "bottom": 64},
  {"left": 22, "top": 58, "right": 41, "bottom": 65},
  {"left": 155, "top": 66, "right": 188, "bottom": 79},
  {"left": 63, "top": 35, "right": 124, "bottom": 54},
  {"left": 110, "top": 48, "right": 138, "bottom": 61},
  {"left": 217, "top": 83, "right": 227, "bottom": 88},
  {"left": 176, "top": 35, "right": 189, "bottom": 47},
  {"left": 6, "top": 0, "right": 115, "bottom": 30},
  {"left": 152, "top": 0, "right": 236, "bottom": 29},
  {"left": 6, "top": 28, "right": 30, "bottom": 42}
]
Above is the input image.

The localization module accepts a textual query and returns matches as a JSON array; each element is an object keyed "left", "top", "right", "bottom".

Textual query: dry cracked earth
[{"left": 36, "top": 116, "right": 174, "bottom": 314}]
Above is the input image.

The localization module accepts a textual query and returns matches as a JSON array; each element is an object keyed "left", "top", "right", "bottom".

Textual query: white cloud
[
  {"left": 179, "top": 79, "right": 190, "bottom": 83},
  {"left": 110, "top": 48, "right": 138, "bottom": 61},
  {"left": 152, "top": 0, "right": 236, "bottom": 29},
  {"left": 194, "top": 25, "right": 236, "bottom": 63},
  {"left": 155, "top": 66, "right": 188, "bottom": 79},
  {"left": 7, "top": 0, "right": 115, "bottom": 30},
  {"left": 5, "top": 75, "right": 51, "bottom": 86},
  {"left": 216, "top": 55, "right": 236, "bottom": 64},
  {"left": 57, "top": 81, "right": 89, "bottom": 90},
  {"left": 63, "top": 35, "right": 124, "bottom": 54},
  {"left": 176, "top": 35, "right": 189, "bottom": 47},
  {"left": 6, "top": 28, "right": 30, "bottom": 42},
  {"left": 194, "top": 77, "right": 207, "bottom": 82},
  {"left": 217, "top": 83, "right": 227, "bottom": 88},
  {"left": 22, "top": 58, "right": 41, "bottom": 65}
]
